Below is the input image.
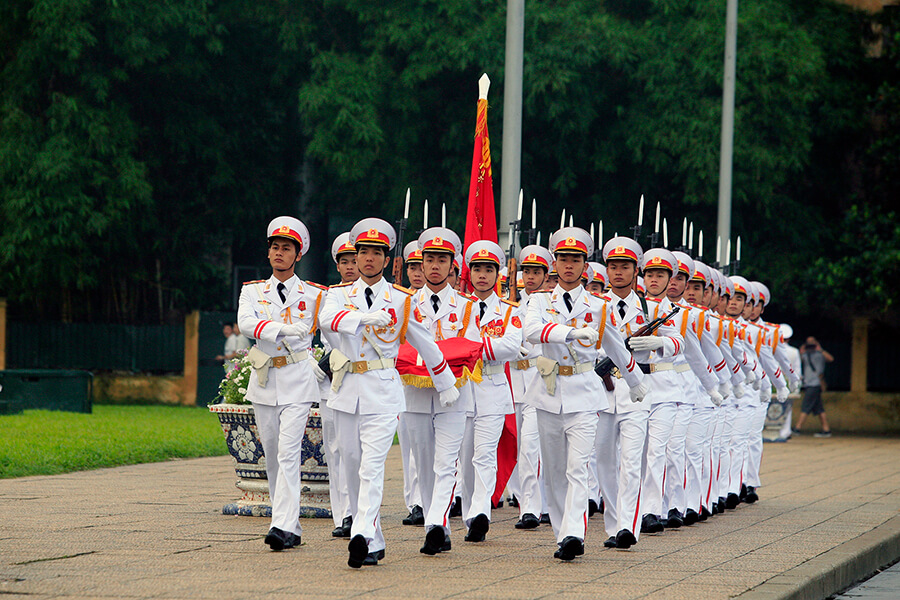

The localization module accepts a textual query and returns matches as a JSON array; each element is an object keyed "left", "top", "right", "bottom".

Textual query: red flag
[
  {"left": 459, "top": 75, "right": 516, "bottom": 507},
  {"left": 459, "top": 74, "right": 498, "bottom": 294}
]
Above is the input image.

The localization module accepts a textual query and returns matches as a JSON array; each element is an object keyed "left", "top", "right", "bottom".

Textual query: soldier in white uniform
[
  {"left": 663, "top": 252, "right": 728, "bottom": 526},
  {"left": 320, "top": 218, "right": 458, "bottom": 568},
  {"left": 457, "top": 241, "right": 522, "bottom": 543},
  {"left": 403, "top": 227, "right": 477, "bottom": 556},
  {"left": 237, "top": 216, "right": 327, "bottom": 552},
  {"left": 743, "top": 281, "right": 797, "bottom": 504},
  {"left": 322, "top": 233, "right": 357, "bottom": 538},
  {"left": 594, "top": 237, "right": 654, "bottom": 550},
  {"left": 634, "top": 248, "right": 687, "bottom": 535},
  {"left": 507, "top": 245, "right": 553, "bottom": 529},
  {"left": 682, "top": 260, "right": 745, "bottom": 521},
  {"left": 399, "top": 241, "right": 425, "bottom": 526},
  {"left": 524, "top": 228, "right": 649, "bottom": 561}
]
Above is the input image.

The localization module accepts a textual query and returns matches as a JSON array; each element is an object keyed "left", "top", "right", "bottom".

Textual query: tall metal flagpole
[
  {"left": 717, "top": 0, "right": 738, "bottom": 257},
  {"left": 498, "top": 0, "right": 525, "bottom": 251}
]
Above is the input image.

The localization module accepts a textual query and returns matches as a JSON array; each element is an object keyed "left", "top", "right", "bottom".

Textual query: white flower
[{"left": 230, "top": 426, "right": 258, "bottom": 461}]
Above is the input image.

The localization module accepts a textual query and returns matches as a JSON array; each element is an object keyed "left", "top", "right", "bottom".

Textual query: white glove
[
  {"left": 280, "top": 323, "right": 309, "bottom": 337},
  {"left": 313, "top": 363, "right": 326, "bottom": 383},
  {"left": 627, "top": 336, "right": 665, "bottom": 352},
  {"left": 790, "top": 379, "right": 801, "bottom": 394},
  {"left": 360, "top": 310, "right": 392, "bottom": 327},
  {"left": 733, "top": 382, "right": 746, "bottom": 398},
  {"left": 776, "top": 386, "right": 789, "bottom": 402},
  {"left": 752, "top": 378, "right": 762, "bottom": 391},
  {"left": 718, "top": 381, "right": 732, "bottom": 400},
  {"left": 629, "top": 380, "right": 650, "bottom": 403},
  {"left": 708, "top": 388, "right": 724, "bottom": 407},
  {"left": 571, "top": 327, "right": 599, "bottom": 344},
  {"left": 439, "top": 386, "right": 460, "bottom": 407}
]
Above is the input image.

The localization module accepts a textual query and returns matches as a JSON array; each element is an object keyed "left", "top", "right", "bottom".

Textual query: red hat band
[{"left": 271, "top": 225, "right": 303, "bottom": 249}]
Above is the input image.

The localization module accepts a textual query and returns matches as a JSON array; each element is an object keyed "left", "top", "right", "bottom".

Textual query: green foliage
[
  {"left": 0, "top": 0, "right": 893, "bottom": 324},
  {"left": 0, "top": 405, "right": 227, "bottom": 478}
]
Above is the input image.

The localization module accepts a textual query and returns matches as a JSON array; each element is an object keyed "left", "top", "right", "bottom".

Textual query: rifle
[
  {"left": 392, "top": 188, "right": 410, "bottom": 284},
  {"left": 507, "top": 190, "right": 522, "bottom": 302},
  {"left": 594, "top": 305, "right": 681, "bottom": 391}
]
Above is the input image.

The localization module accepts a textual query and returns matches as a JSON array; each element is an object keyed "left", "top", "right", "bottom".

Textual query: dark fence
[{"left": 6, "top": 321, "right": 184, "bottom": 372}]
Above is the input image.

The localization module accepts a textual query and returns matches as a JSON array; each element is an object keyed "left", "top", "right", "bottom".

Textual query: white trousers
[
  {"left": 459, "top": 413, "right": 506, "bottom": 526},
  {"left": 744, "top": 402, "right": 768, "bottom": 487},
  {"left": 663, "top": 403, "right": 693, "bottom": 514},
  {"left": 508, "top": 403, "right": 545, "bottom": 518},
  {"left": 642, "top": 402, "right": 678, "bottom": 518},
  {"left": 397, "top": 412, "right": 421, "bottom": 510},
  {"left": 728, "top": 404, "right": 755, "bottom": 495},
  {"left": 320, "top": 404, "right": 350, "bottom": 527},
  {"left": 716, "top": 404, "right": 735, "bottom": 500},
  {"left": 333, "top": 410, "right": 398, "bottom": 553},
  {"left": 685, "top": 406, "right": 715, "bottom": 513},
  {"left": 779, "top": 401, "right": 794, "bottom": 440},
  {"left": 709, "top": 406, "right": 726, "bottom": 503},
  {"left": 404, "top": 411, "right": 467, "bottom": 537},
  {"left": 252, "top": 402, "right": 312, "bottom": 536},
  {"left": 596, "top": 410, "right": 648, "bottom": 540},
  {"left": 537, "top": 409, "right": 597, "bottom": 544}
]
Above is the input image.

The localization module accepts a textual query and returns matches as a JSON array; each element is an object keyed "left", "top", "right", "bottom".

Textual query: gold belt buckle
[
  {"left": 648, "top": 364, "right": 658, "bottom": 373},
  {"left": 612, "top": 367, "right": 622, "bottom": 379},
  {"left": 271, "top": 356, "right": 287, "bottom": 368},
  {"left": 516, "top": 360, "right": 530, "bottom": 370},
  {"left": 558, "top": 365, "right": 574, "bottom": 376},
  {"left": 353, "top": 361, "right": 369, "bottom": 374}
]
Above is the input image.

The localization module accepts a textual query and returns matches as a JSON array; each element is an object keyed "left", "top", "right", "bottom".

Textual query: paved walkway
[{"left": 2, "top": 435, "right": 899, "bottom": 600}]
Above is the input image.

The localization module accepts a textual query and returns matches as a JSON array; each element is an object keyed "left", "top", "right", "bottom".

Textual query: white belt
[
  {"left": 614, "top": 361, "right": 676, "bottom": 378},
  {"left": 483, "top": 363, "right": 507, "bottom": 376},
  {"left": 512, "top": 359, "right": 536, "bottom": 371},
  {"left": 349, "top": 358, "right": 396, "bottom": 374},
  {"left": 675, "top": 363, "right": 691, "bottom": 373},
  {"left": 557, "top": 362, "right": 594, "bottom": 376},
  {"left": 269, "top": 350, "right": 308, "bottom": 369}
]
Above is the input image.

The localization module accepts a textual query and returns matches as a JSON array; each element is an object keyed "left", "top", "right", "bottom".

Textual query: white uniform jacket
[
  {"left": 604, "top": 292, "right": 683, "bottom": 411},
  {"left": 524, "top": 285, "right": 642, "bottom": 414},
  {"left": 671, "top": 301, "right": 721, "bottom": 395},
  {"left": 471, "top": 293, "right": 522, "bottom": 415},
  {"left": 764, "top": 320, "right": 801, "bottom": 388},
  {"left": 710, "top": 312, "right": 745, "bottom": 386},
  {"left": 747, "top": 319, "right": 788, "bottom": 393},
  {"left": 320, "top": 278, "right": 457, "bottom": 415},
  {"left": 237, "top": 275, "right": 324, "bottom": 406},
  {"left": 404, "top": 284, "right": 480, "bottom": 414},
  {"left": 508, "top": 291, "right": 542, "bottom": 404},
  {"left": 684, "top": 302, "right": 732, "bottom": 387}
]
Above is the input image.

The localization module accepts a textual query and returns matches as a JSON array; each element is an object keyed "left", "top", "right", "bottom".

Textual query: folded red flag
[{"left": 396, "top": 337, "right": 484, "bottom": 388}]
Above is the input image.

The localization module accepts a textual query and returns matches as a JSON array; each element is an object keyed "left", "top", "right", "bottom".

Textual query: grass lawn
[{"left": 1, "top": 405, "right": 228, "bottom": 479}]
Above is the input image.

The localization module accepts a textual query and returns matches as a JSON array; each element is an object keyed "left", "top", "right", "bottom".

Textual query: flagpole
[{"left": 498, "top": 0, "right": 525, "bottom": 252}]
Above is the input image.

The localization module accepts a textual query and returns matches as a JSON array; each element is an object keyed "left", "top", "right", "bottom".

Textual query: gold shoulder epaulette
[
  {"left": 392, "top": 283, "right": 415, "bottom": 295},
  {"left": 587, "top": 291, "right": 610, "bottom": 301},
  {"left": 306, "top": 280, "right": 329, "bottom": 291},
  {"left": 243, "top": 279, "right": 266, "bottom": 285},
  {"left": 645, "top": 297, "right": 661, "bottom": 304},
  {"left": 459, "top": 292, "right": 477, "bottom": 303},
  {"left": 500, "top": 298, "right": 520, "bottom": 307},
  {"left": 331, "top": 282, "right": 352, "bottom": 288}
]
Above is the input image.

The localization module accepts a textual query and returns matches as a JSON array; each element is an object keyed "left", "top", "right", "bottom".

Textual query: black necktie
[
  {"left": 365, "top": 287, "right": 373, "bottom": 308},
  {"left": 479, "top": 301, "right": 487, "bottom": 321},
  {"left": 563, "top": 292, "right": 573, "bottom": 312},
  {"left": 431, "top": 294, "right": 440, "bottom": 313},
  {"left": 618, "top": 300, "right": 627, "bottom": 320},
  {"left": 277, "top": 282, "right": 287, "bottom": 304}
]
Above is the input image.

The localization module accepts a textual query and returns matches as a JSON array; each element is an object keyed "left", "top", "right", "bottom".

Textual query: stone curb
[{"left": 737, "top": 515, "right": 900, "bottom": 600}]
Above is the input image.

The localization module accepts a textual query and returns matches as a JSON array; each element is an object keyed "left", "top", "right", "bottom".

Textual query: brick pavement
[{"left": 1, "top": 435, "right": 899, "bottom": 600}]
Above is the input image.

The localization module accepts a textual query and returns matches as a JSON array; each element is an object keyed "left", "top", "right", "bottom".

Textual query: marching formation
[{"left": 236, "top": 210, "right": 800, "bottom": 566}]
